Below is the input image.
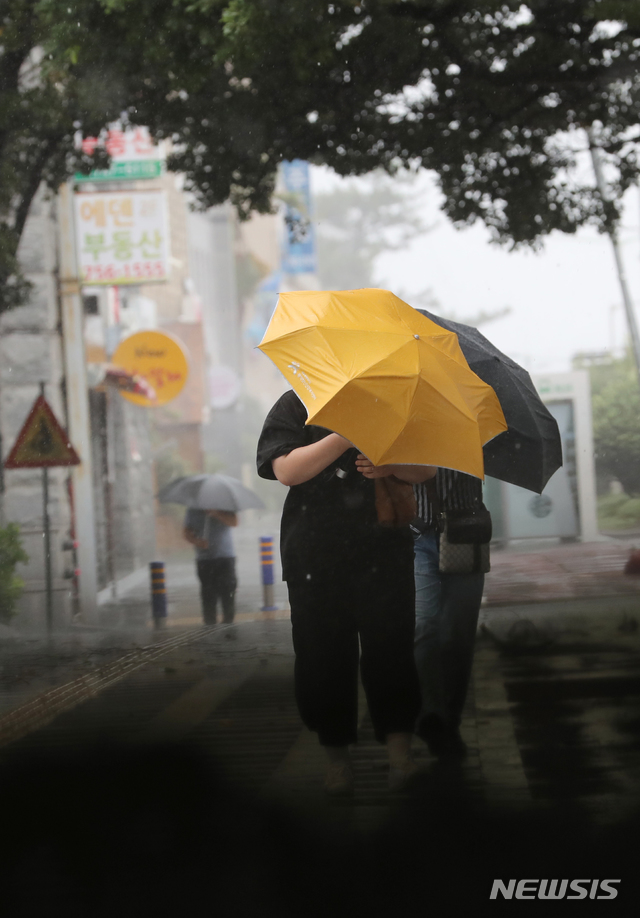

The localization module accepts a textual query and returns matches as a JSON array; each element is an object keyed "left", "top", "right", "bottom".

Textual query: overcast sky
[{"left": 311, "top": 166, "right": 640, "bottom": 378}]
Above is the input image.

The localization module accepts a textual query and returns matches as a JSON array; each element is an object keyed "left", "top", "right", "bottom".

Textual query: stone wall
[{"left": 0, "top": 189, "right": 73, "bottom": 630}]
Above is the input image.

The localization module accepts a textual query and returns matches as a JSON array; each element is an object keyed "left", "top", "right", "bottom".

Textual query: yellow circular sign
[{"left": 112, "top": 331, "right": 189, "bottom": 407}]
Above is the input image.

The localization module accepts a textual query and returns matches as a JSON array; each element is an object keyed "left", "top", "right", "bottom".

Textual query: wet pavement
[{"left": 1, "top": 535, "right": 640, "bottom": 913}]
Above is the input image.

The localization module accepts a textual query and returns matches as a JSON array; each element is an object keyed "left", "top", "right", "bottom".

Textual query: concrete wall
[{"left": 89, "top": 389, "right": 156, "bottom": 590}]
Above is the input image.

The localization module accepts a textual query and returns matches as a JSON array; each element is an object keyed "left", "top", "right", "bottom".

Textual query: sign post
[
  {"left": 3, "top": 386, "right": 81, "bottom": 632},
  {"left": 58, "top": 182, "right": 99, "bottom": 624}
]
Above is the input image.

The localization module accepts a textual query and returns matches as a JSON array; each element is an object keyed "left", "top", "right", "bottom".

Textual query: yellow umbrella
[{"left": 258, "top": 288, "right": 507, "bottom": 477}]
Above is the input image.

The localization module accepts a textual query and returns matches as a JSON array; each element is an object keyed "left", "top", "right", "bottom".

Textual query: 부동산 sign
[
  {"left": 75, "top": 125, "right": 163, "bottom": 183},
  {"left": 74, "top": 191, "right": 169, "bottom": 285}
]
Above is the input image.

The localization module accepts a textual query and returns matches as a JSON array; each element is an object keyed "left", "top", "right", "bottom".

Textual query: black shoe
[
  {"left": 418, "top": 715, "right": 467, "bottom": 758},
  {"left": 439, "top": 729, "right": 467, "bottom": 758}
]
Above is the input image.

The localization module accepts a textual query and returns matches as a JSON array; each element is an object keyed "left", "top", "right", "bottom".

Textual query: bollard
[
  {"left": 149, "top": 561, "right": 167, "bottom": 626},
  {"left": 260, "top": 536, "right": 278, "bottom": 612}
]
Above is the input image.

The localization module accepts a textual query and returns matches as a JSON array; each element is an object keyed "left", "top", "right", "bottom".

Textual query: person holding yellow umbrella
[
  {"left": 257, "top": 289, "right": 506, "bottom": 794},
  {"left": 257, "top": 392, "right": 436, "bottom": 794}
]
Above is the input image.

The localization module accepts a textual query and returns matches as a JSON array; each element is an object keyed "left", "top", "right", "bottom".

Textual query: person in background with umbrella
[
  {"left": 158, "top": 473, "right": 265, "bottom": 627},
  {"left": 257, "top": 391, "right": 436, "bottom": 795},
  {"left": 183, "top": 507, "right": 238, "bottom": 626}
]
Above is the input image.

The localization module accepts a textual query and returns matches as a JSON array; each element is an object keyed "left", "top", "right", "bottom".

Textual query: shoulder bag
[{"left": 426, "top": 479, "right": 492, "bottom": 574}]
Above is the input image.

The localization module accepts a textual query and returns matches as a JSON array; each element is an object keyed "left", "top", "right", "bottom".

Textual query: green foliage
[
  {"left": 218, "top": 0, "right": 640, "bottom": 246},
  {"left": 2, "top": 0, "right": 640, "bottom": 312},
  {"left": 587, "top": 354, "right": 640, "bottom": 495},
  {"left": 0, "top": 522, "right": 28, "bottom": 622},
  {"left": 597, "top": 492, "right": 640, "bottom": 531}
]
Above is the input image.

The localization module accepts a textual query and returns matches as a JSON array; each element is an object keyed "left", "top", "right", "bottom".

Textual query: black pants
[
  {"left": 287, "top": 550, "right": 420, "bottom": 746},
  {"left": 196, "top": 558, "right": 237, "bottom": 624}
]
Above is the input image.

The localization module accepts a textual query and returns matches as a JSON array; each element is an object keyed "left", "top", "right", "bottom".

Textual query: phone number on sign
[{"left": 82, "top": 261, "right": 166, "bottom": 282}]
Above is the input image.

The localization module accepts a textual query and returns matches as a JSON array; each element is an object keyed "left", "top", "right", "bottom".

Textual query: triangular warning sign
[{"left": 3, "top": 395, "right": 81, "bottom": 469}]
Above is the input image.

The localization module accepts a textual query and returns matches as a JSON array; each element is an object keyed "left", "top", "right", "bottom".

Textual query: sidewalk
[
  {"left": 485, "top": 535, "right": 640, "bottom": 605},
  {"left": 99, "top": 531, "right": 640, "bottom": 627},
  {"left": 2, "top": 534, "right": 639, "bottom": 747}
]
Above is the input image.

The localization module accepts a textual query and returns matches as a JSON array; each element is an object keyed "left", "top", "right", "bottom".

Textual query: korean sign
[
  {"left": 112, "top": 331, "right": 189, "bottom": 407},
  {"left": 74, "top": 191, "right": 169, "bottom": 286},
  {"left": 75, "top": 125, "right": 163, "bottom": 183},
  {"left": 281, "top": 160, "right": 317, "bottom": 276}
]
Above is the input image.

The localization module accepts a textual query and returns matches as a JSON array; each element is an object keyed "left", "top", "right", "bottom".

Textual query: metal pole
[
  {"left": 104, "top": 388, "right": 117, "bottom": 600},
  {"left": 57, "top": 182, "right": 99, "bottom": 622},
  {"left": 40, "top": 382, "right": 53, "bottom": 633},
  {"left": 260, "top": 536, "right": 278, "bottom": 612},
  {"left": 0, "top": 429, "right": 5, "bottom": 528},
  {"left": 588, "top": 129, "right": 640, "bottom": 387},
  {"left": 43, "top": 466, "right": 53, "bottom": 634},
  {"left": 149, "top": 561, "right": 167, "bottom": 627}
]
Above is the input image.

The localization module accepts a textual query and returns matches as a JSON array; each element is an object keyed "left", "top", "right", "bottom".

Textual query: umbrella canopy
[
  {"left": 258, "top": 289, "right": 507, "bottom": 478},
  {"left": 417, "top": 309, "right": 562, "bottom": 493},
  {"left": 157, "top": 474, "right": 265, "bottom": 512}
]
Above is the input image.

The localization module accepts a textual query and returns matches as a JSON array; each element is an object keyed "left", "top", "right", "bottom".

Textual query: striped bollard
[
  {"left": 150, "top": 561, "right": 167, "bottom": 626},
  {"left": 260, "top": 536, "right": 278, "bottom": 612}
]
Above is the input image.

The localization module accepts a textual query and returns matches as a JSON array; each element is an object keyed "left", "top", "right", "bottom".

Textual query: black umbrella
[
  {"left": 157, "top": 474, "right": 265, "bottom": 511},
  {"left": 417, "top": 309, "right": 562, "bottom": 493}
]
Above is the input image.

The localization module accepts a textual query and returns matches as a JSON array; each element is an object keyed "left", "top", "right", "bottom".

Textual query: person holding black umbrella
[
  {"left": 404, "top": 309, "right": 562, "bottom": 756},
  {"left": 158, "top": 473, "right": 265, "bottom": 627},
  {"left": 183, "top": 507, "right": 238, "bottom": 625},
  {"left": 410, "top": 469, "right": 489, "bottom": 757},
  {"left": 184, "top": 507, "right": 238, "bottom": 625}
]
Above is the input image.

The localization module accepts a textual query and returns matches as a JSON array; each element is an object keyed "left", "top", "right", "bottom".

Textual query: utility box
[{"left": 485, "top": 370, "right": 599, "bottom": 543}]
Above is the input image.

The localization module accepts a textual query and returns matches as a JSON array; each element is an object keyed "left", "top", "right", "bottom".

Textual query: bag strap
[{"left": 424, "top": 476, "right": 444, "bottom": 531}]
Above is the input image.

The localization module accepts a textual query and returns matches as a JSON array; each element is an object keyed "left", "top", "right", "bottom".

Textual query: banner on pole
[
  {"left": 4, "top": 396, "right": 81, "bottom": 469},
  {"left": 74, "top": 190, "right": 169, "bottom": 286},
  {"left": 281, "top": 160, "right": 317, "bottom": 276}
]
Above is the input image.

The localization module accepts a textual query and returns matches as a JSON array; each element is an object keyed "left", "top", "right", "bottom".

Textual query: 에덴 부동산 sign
[{"left": 74, "top": 190, "right": 169, "bottom": 286}]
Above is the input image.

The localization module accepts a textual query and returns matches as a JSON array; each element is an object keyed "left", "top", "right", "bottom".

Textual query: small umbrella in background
[
  {"left": 416, "top": 309, "right": 562, "bottom": 493},
  {"left": 157, "top": 473, "right": 265, "bottom": 512},
  {"left": 258, "top": 288, "right": 507, "bottom": 479}
]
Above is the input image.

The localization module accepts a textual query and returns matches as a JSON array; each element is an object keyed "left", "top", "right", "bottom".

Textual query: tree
[
  {"left": 588, "top": 354, "right": 640, "bottom": 495},
  {"left": 217, "top": 0, "right": 640, "bottom": 244},
  {"left": 2, "top": 1, "right": 640, "bottom": 314}
]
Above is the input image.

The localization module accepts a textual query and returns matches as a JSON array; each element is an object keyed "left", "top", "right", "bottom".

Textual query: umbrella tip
[{"left": 414, "top": 334, "right": 420, "bottom": 339}]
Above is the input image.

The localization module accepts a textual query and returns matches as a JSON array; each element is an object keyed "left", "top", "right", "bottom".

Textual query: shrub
[
  {"left": 0, "top": 522, "right": 28, "bottom": 622},
  {"left": 597, "top": 493, "right": 640, "bottom": 532}
]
